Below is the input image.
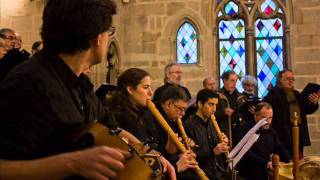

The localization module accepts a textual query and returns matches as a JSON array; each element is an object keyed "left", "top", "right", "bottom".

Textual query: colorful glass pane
[
  {"left": 255, "top": 18, "right": 284, "bottom": 97},
  {"left": 177, "top": 22, "right": 198, "bottom": 64},
  {"left": 261, "top": 0, "right": 277, "bottom": 16},
  {"left": 218, "top": 11, "right": 223, "bottom": 17},
  {"left": 219, "top": 19, "right": 246, "bottom": 92},
  {"left": 225, "top": 1, "right": 239, "bottom": 17}
]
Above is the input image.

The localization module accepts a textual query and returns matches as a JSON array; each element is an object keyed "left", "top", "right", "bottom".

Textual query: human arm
[{"left": 0, "top": 146, "right": 130, "bottom": 180}]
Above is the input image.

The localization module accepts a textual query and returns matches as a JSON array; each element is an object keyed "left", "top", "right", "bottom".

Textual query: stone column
[{"left": 246, "top": 26, "right": 255, "bottom": 76}]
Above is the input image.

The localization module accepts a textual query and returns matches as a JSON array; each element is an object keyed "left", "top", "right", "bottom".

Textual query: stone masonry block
[
  {"left": 294, "top": 62, "right": 320, "bottom": 75},
  {"left": 166, "top": 2, "right": 185, "bottom": 16}
]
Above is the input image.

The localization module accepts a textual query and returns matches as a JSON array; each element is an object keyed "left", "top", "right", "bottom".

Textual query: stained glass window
[
  {"left": 225, "top": 1, "right": 239, "bottom": 17},
  {"left": 255, "top": 18, "right": 284, "bottom": 97},
  {"left": 176, "top": 22, "right": 198, "bottom": 64},
  {"left": 218, "top": 19, "right": 246, "bottom": 92},
  {"left": 261, "top": 0, "right": 276, "bottom": 16}
]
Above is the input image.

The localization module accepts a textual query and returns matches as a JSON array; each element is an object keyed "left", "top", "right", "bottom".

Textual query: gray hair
[
  {"left": 241, "top": 75, "right": 257, "bottom": 87},
  {"left": 164, "top": 62, "right": 179, "bottom": 83},
  {"left": 203, "top": 77, "right": 215, "bottom": 87}
]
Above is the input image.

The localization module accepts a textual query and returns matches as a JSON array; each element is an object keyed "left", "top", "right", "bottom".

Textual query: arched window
[
  {"left": 255, "top": 0, "right": 285, "bottom": 97},
  {"left": 215, "top": 0, "right": 287, "bottom": 97},
  {"left": 218, "top": 1, "right": 246, "bottom": 92},
  {"left": 176, "top": 22, "right": 199, "bottom": 64}
]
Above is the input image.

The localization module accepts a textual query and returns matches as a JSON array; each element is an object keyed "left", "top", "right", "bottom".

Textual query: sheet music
[{"left": 228, "top": 118, "right": 268, "bottom": 168}]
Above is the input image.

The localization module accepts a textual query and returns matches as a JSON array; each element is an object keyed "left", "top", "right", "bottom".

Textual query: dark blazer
[{"left": 263, "top": 85, "right": 319, "bottom": 156}]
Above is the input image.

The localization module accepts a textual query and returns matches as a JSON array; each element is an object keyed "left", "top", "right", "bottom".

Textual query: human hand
[
  {"left": 248, "top": 106, "right": 255, "bottom": 114},
  {"left": 159, "top": 156, "right": 176, "bottom": 180},
  {"left": 220, "top": 133, "right": 229, "bottom": 144},
  {"left": 213, "top": 143, "right": 229, "bottom": 155},
  {"left": 176, "top": 150, "right": 197, "bottom": 173},
  {"left": 165, "top": 134, "right": 180, "bottom": 154},
  {"left": 267, "top": 161, "right": 273, "bottom": 170},
  {"left": 308, "top": 91, "right": 320, "bottom": 104},
  {"left": 67, "top": 146, "right": 130, "bottom": 179},
  {"left": 224, "top": 107, "right": 235, "bottom": 116}
]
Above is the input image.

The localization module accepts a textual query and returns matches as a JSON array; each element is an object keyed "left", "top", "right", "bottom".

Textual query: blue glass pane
[
  {"left": 177, "top": 23, "right": 198, "bottom": 64},
  {"left": 261, "top": 0, "right": 277, "bottom": 16},
  {"left": 219, "top": 19, "right": 246, "bottom": 92},
  {"left": 225, "top": 1, "right": 239, "bottom": 17},
  {"left": 255, "top": 18, "right": 283, "bottom": 37},
  {"left": 255, "top": 18, "right": 284, "bottom": 97},
  {"left": 219, "top": 20, "right": 245, "bottom": 39}
]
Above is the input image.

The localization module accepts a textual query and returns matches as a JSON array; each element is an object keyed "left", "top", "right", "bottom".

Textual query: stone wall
[
  {"left": 291, "top": 0, "right": 320, "bottom": 156},
  {"left": 115, "top": 0, "right": 213, "bottom": 96}
]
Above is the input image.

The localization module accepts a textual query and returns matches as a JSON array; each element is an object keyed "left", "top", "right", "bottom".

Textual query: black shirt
[
  {"left": 0, "top": 48, "right": 29, "bottom": 82},
  {"left": 0, "top": 50, "right": 114, "bottom": 160},
  {"left": 236, "top": 121, "right": 290, "bottom": 180},
  {"left": 184, "top": 115, "right": 219, "bottom": 180}
]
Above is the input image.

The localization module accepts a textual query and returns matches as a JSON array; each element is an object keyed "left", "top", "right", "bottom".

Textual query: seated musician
[
  {"left": 144, "top": 85, "right": 201, "bottom": 179},
  {"left": 0, "top": 0, "right": 134, "bottom": 179},
  {"left": 111, "top": 74, "right": 198, "bottom": 179},
  {"left": 236, "top": 102, "right": 290, "bottom": 180},
  {"left": 184, "top": 89, "right": 230, "bottom": 180}
]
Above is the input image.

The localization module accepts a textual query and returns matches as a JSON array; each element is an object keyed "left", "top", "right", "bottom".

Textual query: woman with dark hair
[
  {"left": 110, "top": 68, "right": 177, "bottom": 179},
  {"left": 110, "top": 68, "right": 153, "bottom": 139},
  {"left": 111, "top": 68, "right": 204, "bottom": 180}
]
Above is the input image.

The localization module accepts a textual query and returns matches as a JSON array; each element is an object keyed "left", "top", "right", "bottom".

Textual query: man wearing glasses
[
  {"left": 141, "top": 85, "right": 199, "bottom": 179},
  {"left": 0, "top": 28, "right": 29, "bottom": 81},
  {"left": 153, "top": 62, "right": 191, "bottom": 103},
  {"left": 264, "top": 69, "right": 319, "bottom": 158}
]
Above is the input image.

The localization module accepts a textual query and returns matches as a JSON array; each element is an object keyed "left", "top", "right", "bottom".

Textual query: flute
[
  {"left": 176, "top": 118, "right": 191, "bottom": 150},
  {"left": 210, "top": 114, "right": 229, "bottom": 156},
  {"left": 147, "top": 100, "right": 209, "bottom": 180}
]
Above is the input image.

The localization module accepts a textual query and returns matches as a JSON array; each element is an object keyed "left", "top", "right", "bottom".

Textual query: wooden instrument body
[
  {"left": 75, "top": 122, "right": 163, "bottom": 180},
  {"left": 271, "top": 156, "right": 320, "bottom": 180}
]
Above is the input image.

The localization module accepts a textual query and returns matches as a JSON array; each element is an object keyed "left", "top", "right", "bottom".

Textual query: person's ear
[
  {"left": 197, "top": 101, "right": 203, "bottom": 108},
  {"left": 91, "top": 33, "right": 103, "bottom": 47},
  {"left": 127, "top": 86, "right": 134, "bottom": 95}
]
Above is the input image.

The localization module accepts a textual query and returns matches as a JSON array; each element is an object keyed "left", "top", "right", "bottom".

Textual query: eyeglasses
[
  {"left": 1, "top": 35, "right": 16, "bottom": 40},
  {"left": 284, "top": 77, "right": 295, "bottom": 81},
  {"left": 173, "top": 103, "right": 186, "bottom": 113},
  {"left": 244, "top": 83, "right": 255, "bottom": 87},
  {"left": 170, "top": 71, "right": 183, "bottom": 74},
  {"left": 107, "top": 26, "right": 116, "bottom": 37}
]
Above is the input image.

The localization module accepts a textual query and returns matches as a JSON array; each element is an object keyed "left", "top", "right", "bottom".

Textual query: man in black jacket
[
  {"left": 0, "top": 28, "right": 29, "bottom": 82},
  {"left": 236, "top": 102, "right": 290, "bottom": 180},
  {"left": 184, "top": 89, "right": 230, "bottom": 180},
  {"left": 264, "top": 69, "right": 319, "bottom": 157}
]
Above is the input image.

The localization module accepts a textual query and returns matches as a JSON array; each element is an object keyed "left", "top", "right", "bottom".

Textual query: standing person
[
  {"left": 264, "top": 69, "right": 319, "bottom": 157},
  {"left": 153, "top": 62, "right": 191, "bottom": 103},
  {"left": 0, "top": 36, "right": 8, "bottom": 59},
  {"left": 215, "top": 71, "right": 244, "bottom": 145},
  {"left": 0, "top": 28, "right": 29, "bottom": 81},
  {"left": 0, "top": 0, "right": 133, "bottom": 179},
  {"left": 203, "top": 77, "right": 217, "bottom": 91},
  {"left": 236, "top": 102, "right": 290, "bottom": 180},
  {"left": 184, "top": 89, "right": 230, "bottom": 180},
  {"left": 239, "top": 75, "right": 260, "bottom": 123},
  {"left": 241, "top": 75, "right": 257, "bottom": 98}
]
